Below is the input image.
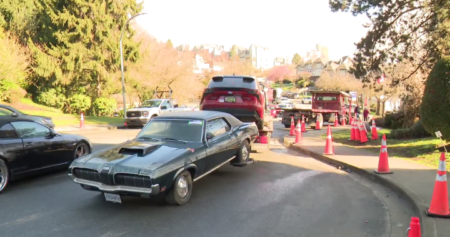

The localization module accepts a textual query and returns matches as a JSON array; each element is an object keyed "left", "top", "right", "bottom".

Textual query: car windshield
[
  {"left": 136, "top": 119, "right": 204, "bottom": 142},
  {"left": 139, "top": 100, "right": 161, "bottom": 108}
]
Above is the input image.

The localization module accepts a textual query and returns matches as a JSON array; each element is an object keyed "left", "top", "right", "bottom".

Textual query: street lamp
[{"left": 120, "top": 12, "right": 147, "bottom": 119}]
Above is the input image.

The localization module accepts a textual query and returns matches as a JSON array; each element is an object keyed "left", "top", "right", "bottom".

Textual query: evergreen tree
[{"left": 29, "top": 0, "right": 143, "bottom": 98}]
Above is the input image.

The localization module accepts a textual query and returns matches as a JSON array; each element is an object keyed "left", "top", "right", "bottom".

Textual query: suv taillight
[{"left": 245, "top": 89, "right": 261, "bottom": 103}]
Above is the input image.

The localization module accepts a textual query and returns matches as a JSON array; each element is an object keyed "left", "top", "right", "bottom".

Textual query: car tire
[
  {"left": 0, "top": 159, "right": 9, "bottom": 193},
  {"left": 74, "top": 142, "right": 90, "bottom": 160},
  {"left": 236, "top": 140, "right": 250, "bottom": 163},
  {"left": 165, "top": 170, "right": 193, "bottom": 206}
]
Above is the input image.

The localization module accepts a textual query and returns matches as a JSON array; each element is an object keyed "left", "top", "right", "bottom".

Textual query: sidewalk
[{"left": 284, "top": 126, "right": 449, "bottom": 237}]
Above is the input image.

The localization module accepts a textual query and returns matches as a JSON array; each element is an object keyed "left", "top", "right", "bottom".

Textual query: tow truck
[{"left": 281, "top": 90, "right": 351, "bottom": 129}]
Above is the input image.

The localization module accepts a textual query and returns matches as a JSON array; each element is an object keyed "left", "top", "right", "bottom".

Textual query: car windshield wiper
[
  {"left": 162, "top": 137, "right": 188, "bottom": 144},
  {"left": 137, "top": 136, "right": 161, "bottom": 141}
]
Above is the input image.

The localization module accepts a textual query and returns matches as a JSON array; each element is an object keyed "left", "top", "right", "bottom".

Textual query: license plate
[
  {"left": 224, "top": 96, "right": 236, "bottom": 103},
  {"left": 104, "top": 193, "right": 122, "bottom": 203}
]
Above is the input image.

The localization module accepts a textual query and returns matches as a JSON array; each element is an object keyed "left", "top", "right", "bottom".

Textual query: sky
[{"left": 135, "top": 0, "right": 369, "bottom": 61}]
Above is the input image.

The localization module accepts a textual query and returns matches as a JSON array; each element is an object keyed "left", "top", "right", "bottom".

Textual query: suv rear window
[{"left": 207, "top": 77, "right": 258, "bottom": 90}]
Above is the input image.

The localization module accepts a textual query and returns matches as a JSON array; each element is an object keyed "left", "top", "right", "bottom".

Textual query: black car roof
[
  {"left": 0, "top": 117, "right": 35, "bottom": 127},
  {"left": 153, "top": 111, "right": 234, "bottom": 121}
]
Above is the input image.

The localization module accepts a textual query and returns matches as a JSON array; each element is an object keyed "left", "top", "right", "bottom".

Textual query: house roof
[{"left": 313, "top": 57, "right": 327, "bottom": 64}]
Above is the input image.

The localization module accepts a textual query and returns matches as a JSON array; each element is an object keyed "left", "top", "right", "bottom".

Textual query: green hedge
[
  {"left": 388, "top": 120, "right": 431, "bottom": 139},
  {"left": 420, "top": 57, "right": 450, "bottom": 141}
]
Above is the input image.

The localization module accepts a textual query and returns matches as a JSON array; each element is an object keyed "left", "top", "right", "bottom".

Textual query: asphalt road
[{"left": 0, "top": 121, "right": 413, "bottom": 237}]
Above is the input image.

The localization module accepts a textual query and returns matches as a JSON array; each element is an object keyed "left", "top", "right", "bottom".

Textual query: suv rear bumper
[{"left": 202, "top": 107, "right": 263, "bottom": 126}]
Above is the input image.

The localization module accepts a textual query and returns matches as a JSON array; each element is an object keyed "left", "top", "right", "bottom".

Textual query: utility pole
[{"left": 120, "top": 12, "right": 147, "bottom": 118}]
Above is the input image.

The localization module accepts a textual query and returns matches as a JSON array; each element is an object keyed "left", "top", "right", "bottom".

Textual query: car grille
[
  {"left": 72, "top": 168, "right": 151, "bottom": 188},
  {"left": 73, "top": 168, "right": 101, "bottom": 183},
  {"left": 114, "top": 174, "right": 152, "bottom": 188},
  {"left": 126, "top": 111, "right": 141, "bottom": 117}
]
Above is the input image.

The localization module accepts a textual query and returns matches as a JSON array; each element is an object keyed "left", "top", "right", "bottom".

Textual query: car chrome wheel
[
  {"left": 0, "top": 160, "right": 8, "bottom": 192},
  {"left": 177, "top": 176, "right": 189, "bottom": 198},
  {"left": 74, "top": 143, "right": 89, "bottom": 159},
  {"left": 241, "top": 145, "right": 249, "bottom": 161}
]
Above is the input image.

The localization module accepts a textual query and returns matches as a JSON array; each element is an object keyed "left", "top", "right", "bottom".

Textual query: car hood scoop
[{"left": 118, "top": 144, "right": 161, "bottom": 157}]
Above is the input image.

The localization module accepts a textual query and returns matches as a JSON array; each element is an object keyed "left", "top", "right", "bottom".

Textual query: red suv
[{"left": 200, "top": 76, "right": 266, "bottom": 129}]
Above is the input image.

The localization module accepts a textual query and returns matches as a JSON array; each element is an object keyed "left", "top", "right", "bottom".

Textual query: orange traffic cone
[
  {"left": 289, "top": 116, "right": 295, "bottom": 136},
  {"left": 359, "top": 121, "right": 369, "bottom": 143},
  {"left": 349, "top": 120, "right": 355, "bottom": 141},
  {"left": 407, "top": 217, "right": 421, "bottom": 237},
  {"left": 334, "top": 113, "right": 339, "bottom": 127},
  {"left": 374, "top": 134, "right": 393, "bottom": 174},
  {"left": 354, "top": 119, "right": 361, "bottom": 141},
  {"left": 426, "top": 153, "right": 450, "bottom": 217},
  {"left": 371, "top": 119, "right": 379, "bottom": 140},
  {"left": 323, "top": 125, "right": 334, "bottom": 155},
  {"left": 294, "top": 120, "right": 302, "bottom": 144},
  {"left": 79, "top": 112, "right": 85, "bottom": 129},
  {"left": 315, "top": 117, "right": 321, "bottom": 130},
  {"left": 301, "top": 115, "right": 307, "bottom": 133}
]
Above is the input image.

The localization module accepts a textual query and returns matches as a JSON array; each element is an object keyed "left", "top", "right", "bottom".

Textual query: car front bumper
[
  {"left": 125, "top": 117, "right": 150, "bottom": 126},
  {"left": 70, "top": 175, "right": 160, "bottom": 197}
]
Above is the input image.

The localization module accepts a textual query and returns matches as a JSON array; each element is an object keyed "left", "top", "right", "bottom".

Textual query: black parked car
[
  {"left": 69, "top": 111, "right": 259, "bottom": 205},
  {"left": 0, "top": 104, "right": 55, "bottom": 128},
  {"left": 0, "top": 117, "right": 91, "bottom": 193}
]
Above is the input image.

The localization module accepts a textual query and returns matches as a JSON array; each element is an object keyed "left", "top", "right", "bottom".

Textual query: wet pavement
[{"left": 0, "top": 121, "right": 412, "bottom": 237}]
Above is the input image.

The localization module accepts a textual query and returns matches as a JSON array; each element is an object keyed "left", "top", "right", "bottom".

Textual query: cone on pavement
[
  {"left": 349, "top": 120, "right": 355, "bottom": 141},
  {"left": 289, "top": 116, "right": 295, "bottom": 136},
  {"left": 315, "top": 117, "right": 321, "bottom": 130},
  {"left": 359, "top": 121, "right": 369, "bottom": 143},
  {"left": 334, "top": 113, "right": 339, "bottom": 127},
  {"left": 371, "top": 119, "right": 379, "bottom": 140},
  {"left": 323, "top": 125, "right": 334, "bottom": 155},
  {"left": 301, "top": 115, "right": 307, "bottom": 133},
  {"left": 426, "top": 153, "right": 450, "bottom": 218},
  {"left": 79, "top": 112, "right": 85, "bottom": 129},
  {"left": 354, "top": 119, "right": 361, "bottom": 141},
  {"left": 407, "top": 217, "right": 421, "bottom": 237},
  {"left": 374, "top": 134, "right": 393, "bottom": 174},
  {"left": 294, "top": 120, "right": 302, "bottom": 144}
]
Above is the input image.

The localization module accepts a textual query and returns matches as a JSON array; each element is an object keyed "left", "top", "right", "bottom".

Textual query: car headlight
[{"left": 142, "top": 111, "right": 149, "bottom": 117}]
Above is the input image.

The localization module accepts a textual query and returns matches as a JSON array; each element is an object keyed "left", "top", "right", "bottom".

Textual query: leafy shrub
[
  {"left": 37, "top": 89, "right": 66, "bottom": 109},
  {"left": 282, "top": 79, "right": 291, "bottom": 84},
  {"left": 67, "top": 94, "right": 91, "bottom": 114},
  {"left": 92, "top": 97, "right": 116, "bottom": 116},
  {"left": 420, "top": 57, "right": 450, "bottom": 141},
  {"left": 388, "top": 120, "right": 431, "bottom": 139},
  {"left": 374, "top": 117, "right": 385, "bottom": 127},
  {"left": 0, "top": 80, "right": 26, "bottom": 104},
  {"left": 383, "top": 112, "right": 408, "bottom": 129}
]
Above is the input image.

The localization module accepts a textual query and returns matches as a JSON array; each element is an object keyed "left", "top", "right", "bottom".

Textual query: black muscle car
[
  {"left": 0, "top": 117, "right": 91, "bottom": 193},
  {"left": 68, "top": 111, "right": 259, "bottom": 205}
]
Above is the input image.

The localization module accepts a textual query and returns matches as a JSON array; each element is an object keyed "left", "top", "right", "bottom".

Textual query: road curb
[{"left": 283, "top": 135, "right": 431, "bottom": 237}]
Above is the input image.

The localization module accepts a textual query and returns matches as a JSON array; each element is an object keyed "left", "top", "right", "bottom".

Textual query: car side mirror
[
  {"left": 206, "top": 132, "right": 214, "bottom": 140},
  {"left": 11, "top": 112, "right": 18, "bottom": 117},
  {"left": 49, "top": 129, "right": 58, "bottom": 137},
  {"left": 161, "top": 106, "right": 167, "bottom": 110}
]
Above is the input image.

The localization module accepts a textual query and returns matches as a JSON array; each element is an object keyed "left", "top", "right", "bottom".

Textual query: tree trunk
[
  {"left": 381, "top": 100, "right": 386, "bottom": 117},
  {"left": 376, "top": 100, "right": 381, "bottom": 115}
]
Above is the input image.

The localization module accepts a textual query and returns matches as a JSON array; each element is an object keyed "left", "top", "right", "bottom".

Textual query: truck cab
[{"left": 125, "top": 99, "right": 176, "bottom": 127}]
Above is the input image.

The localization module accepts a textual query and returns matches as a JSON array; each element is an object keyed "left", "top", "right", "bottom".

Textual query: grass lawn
[
  {"left": 324, "top": 129, "right": 446, "bottom": 170},
  {"left": 4, "top": 98, "right": 123, "bottom": 127}
]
